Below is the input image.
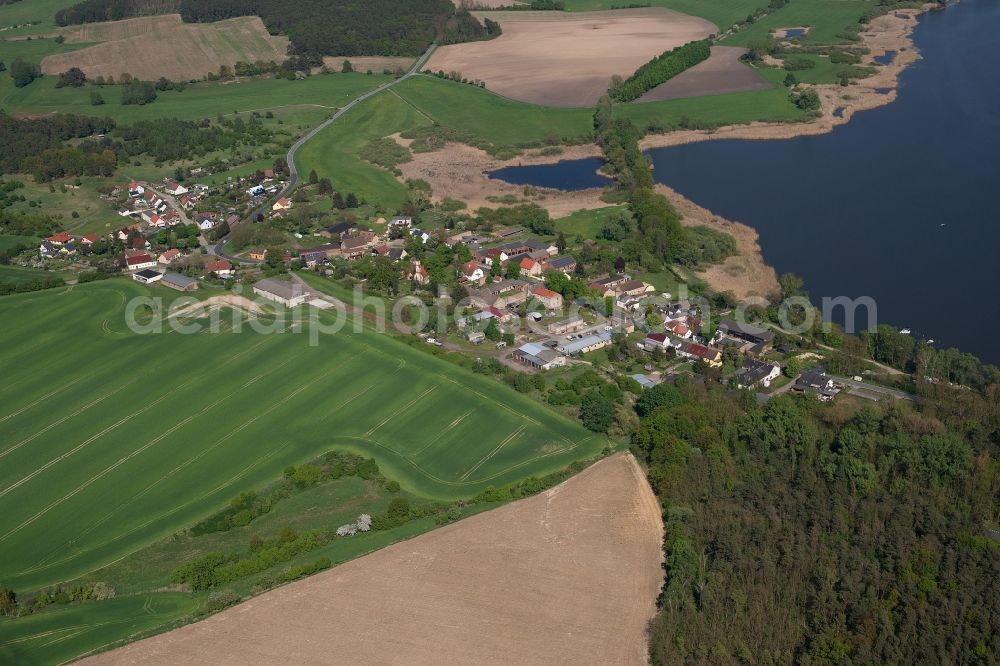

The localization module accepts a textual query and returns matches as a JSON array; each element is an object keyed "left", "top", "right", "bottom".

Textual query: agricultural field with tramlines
[{"left": 0, "top": 281, "right": 603, "bottom": 595}]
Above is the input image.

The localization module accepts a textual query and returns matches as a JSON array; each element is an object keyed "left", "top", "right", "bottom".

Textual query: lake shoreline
[{"left": 397, "top": 4, "right": 937, "bottom": 299}]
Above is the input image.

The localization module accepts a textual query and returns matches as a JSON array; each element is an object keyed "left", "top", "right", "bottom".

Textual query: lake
[
  {"left": 491, "top": 0, "right": 1000, "bottom": 364},
  {"left": 487, "top": 157, "right": 610, "bottom": 191}
]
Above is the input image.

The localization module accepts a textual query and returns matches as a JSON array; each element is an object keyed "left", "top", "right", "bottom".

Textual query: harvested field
[
  {"left": 82, "top": 453, "right": 664, "bottom": 666},
  {"left": 426, "top": 8, "right": 716, "bottom": 106},
  {"left": 639, "top": 46, "right": 771, "bottom": 102},
  {"left": 41, "top": 15, "right": 289, "bottom": 81},
  {"left": 322, "top": 55, "right": 414, "bottom": 73},
  {"left": 455, "top": 0, "right": 525, "bottom": 7}
]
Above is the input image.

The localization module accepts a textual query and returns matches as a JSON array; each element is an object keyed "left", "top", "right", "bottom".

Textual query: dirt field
[
  {"left": 82, "top": 453, "right": 663, "bottom": 665},
  {"left": 41, "top": 15, "right": 289, "bottom": 81},
  {"left": 426, "top": 8, "right": 716, "bottom": 107},
  {"left": 639, "top": 46, "right": 771, "bottom": 102}
]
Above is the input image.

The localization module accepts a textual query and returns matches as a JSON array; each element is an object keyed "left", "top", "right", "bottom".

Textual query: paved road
[
  {"left": 212, "top": 43, "right": 438, "bottom": 265},
  {"left": 830, "top": 375, "right": 917, "bottom": 402}
]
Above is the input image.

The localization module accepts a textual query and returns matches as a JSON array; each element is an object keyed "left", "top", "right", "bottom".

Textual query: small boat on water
[{"left": 900, "top": 328, "right": 912, "bottom": 335}]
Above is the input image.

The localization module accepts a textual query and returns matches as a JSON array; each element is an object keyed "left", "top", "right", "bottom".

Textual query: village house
[
  {"left": 469, "top": 279, "right": 530, "bottom": 309},
  {"left": 513, "top": 342, "right": 567, "bottom": 371},
  {"left": 460, "top": 260, "right": 485, "bottom": 286},
  {"left": 299, "top": 250, "right": 329, "bottom": 267},
  {"left": 737, "top": 358, "right": 782, "bottom": 389},
  {"left": 128, "top": 181, "right": 145, "bottom": 197},
  {"left": 80, "top": 233, "right": 99, "bottom": 247},
  {"left": 641, "top": 332, "right": 673, "bottom": 352},
  {"left": 132, "top": 268, "right": 162, "bottom": 284},
  {"left": 272, "top": 197, "right": 293, "bottom": 212},
  {"left": 410, "top": 228, "right": 431, "bottom": 244},
  {"left": 665, "top": 320, "right": 692, "bottom": 339},
  {"left": 164, "top": 181, "right": 189, "bottom": 196},
  {"left": 389, "top": 215, "right": 413, "bottom": 229},
  {"left": 677, "top": 341, "right": 723, "bottom": 367},
  {"left": 544, "top": 255, "right": 577, "bottom": 274},
  {"left": 46, "top": 232, "right": 73, "bottom": 247},
  {"left": 341, "top": 235, "right": 371, "bottom": 260},
  {"left": 158, "top": 249, "right": 181, "bottom": 265},
  {"left": 38, "top": 240, "right": 58, "bottom": 258},
  {"left": 617, "top": 279, "right": 653, "bottom": 298},
  {"left": 319, "top": 221, "right": 355, "bottom": 238},
  {"left": 125, "top": 252, "right": 157, "bottom": 272},
  {"left": 253, "top": 278, "right": 307, "bottom": 307},
  {"left": 248, "top": 248, "right": 268, "bottom": 262},
  {"left": 205, "top": 259, "right": 233, "bottom": 278},
  {"left": 160, "top": 272, "right": 199, "bottom": 292},
  {"left": 530, "top": 285, "right": 563, "bottom": 310},
  {"left": 793, "top": 368, "right": 839, "bottom": 401},
  {"left": 519, "top": 257, "right": 543, "bottom": 278}
]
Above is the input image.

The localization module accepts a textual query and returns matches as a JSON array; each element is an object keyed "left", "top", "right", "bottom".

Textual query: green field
[
  {"left": 0, "top": 72, "right": 392, "bottom": 123},
  {"left": 0, "top": 280, "right": 603, "bottom": 593},
  {"left": 0, "top": 235, "right": 40, "bottom": 252},
  {"left": 721, "top": 0, "right": 876, "bottom": 46},
  {"left": 0, "top": 264, "right": 53, "bottom": 284},
  {"left": 0, "top": 593, "right": 198, "bottom": 665},
  {"left": 0, "top": 0, "right": 79, "bottom": 37}
]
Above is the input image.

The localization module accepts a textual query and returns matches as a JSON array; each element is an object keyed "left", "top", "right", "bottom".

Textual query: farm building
[
  {"left": 132, "top": 269, "right": 163, "bottom": 285},
  {"left": 253, "top": 278, "right": 308, "bottom": 307},
  {"left": 560, "top": 331, "right": 613, "bottom": 356},
  {"left": 125, "top": 253, "right": 157, "bottom": 272},
  {"left": 548, "top": 316, "right": 585, "bottom": 335},
  {"left": 161, "top": 273, "right": 199, "bottom": 292},
  {"left": 513, "top": 342, "right": 567, "bottom": 370}
]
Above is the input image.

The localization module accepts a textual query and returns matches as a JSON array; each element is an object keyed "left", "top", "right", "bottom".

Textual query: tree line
[
  {"left": 610, "top": 40, "right": 711, "bottom": 103},
  {"left": 593, "top": 97, "right": 729, "bottom": 268}
]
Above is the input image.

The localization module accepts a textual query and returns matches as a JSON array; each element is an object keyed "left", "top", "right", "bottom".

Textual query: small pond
[{"left": 488, "top": 157, "right": 611, "bottom": 191}]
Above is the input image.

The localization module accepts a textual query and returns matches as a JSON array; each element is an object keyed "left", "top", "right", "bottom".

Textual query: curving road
[{"left": 213, "top": 43, "right": 438, "bottom": 264}]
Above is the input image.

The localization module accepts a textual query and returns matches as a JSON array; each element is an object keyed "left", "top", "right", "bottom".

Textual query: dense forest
[
  {"left": 54, "top": 0, "right": 490, "bottom": 57},
  {"left": 633, "top": 379, "right": 998, "bottom": 664}
]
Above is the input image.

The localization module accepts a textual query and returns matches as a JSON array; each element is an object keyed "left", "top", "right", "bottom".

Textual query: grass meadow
[
  {"left": 0, "top": 71, "right": 393, "bottom": 123},
  {"left": 0, "top": 0, "right": 79, "bottom": 37},
  {"left": 0, "top": 280, "right": 602, "bottom": 594}
]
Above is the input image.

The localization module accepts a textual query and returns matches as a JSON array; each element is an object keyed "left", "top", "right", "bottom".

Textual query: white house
[
  {"left": 125, "top": 253, "right": 157, "bottom": 272},
  {"left": 164, "top": 181, "right": 189, "bottom": 196}
]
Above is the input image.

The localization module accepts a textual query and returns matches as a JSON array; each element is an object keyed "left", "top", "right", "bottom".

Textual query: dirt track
[
  {"left": 81, "top": 453, "right": 664, "bottom": 665},
  {"left": 427, "top": 8, "right": 715, "bottom": 107}
]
